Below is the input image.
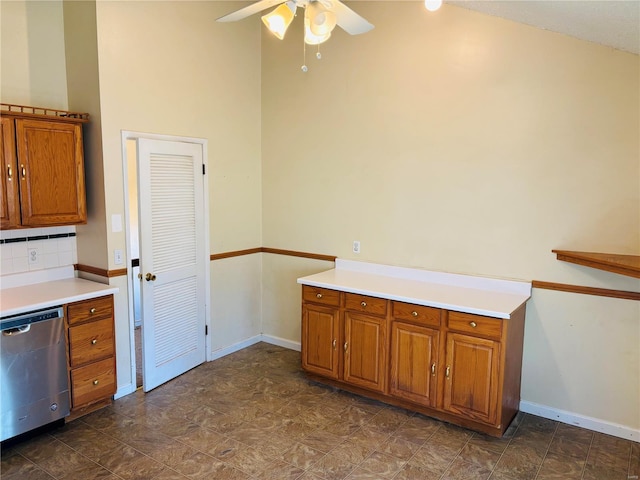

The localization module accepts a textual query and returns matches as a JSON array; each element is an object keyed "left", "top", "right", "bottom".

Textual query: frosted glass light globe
[{"left": 424, "top": 0, "right": 443, "bottom": 12}]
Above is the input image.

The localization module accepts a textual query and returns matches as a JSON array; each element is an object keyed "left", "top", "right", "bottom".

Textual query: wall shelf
[{"left": 552, "top": 250, "right": 640, "bottom": 279}]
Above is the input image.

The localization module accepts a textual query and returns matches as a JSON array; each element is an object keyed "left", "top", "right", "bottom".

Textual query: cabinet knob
[
  {"left": 91, "top": 339, "right": 97, "bottom": 345},
  {"left": 145, "top": 273, "right": 157, "bottom": 282},
  {"left": 89, "top": 308, "right": 97, "bottom": 314},
  {"left": 332, "top": 339, "right": 337, "bottom": 349},
  {"left": 431, "top": 363, "right": 436, "bottom": 375},
  {"left": 7, "top": 165, "right": 12, "bottom": 180},
  {"left": 469, "top": 321, "right": 477, "bottom": 328},
  {"left": 343, "top": 342, "right": 348, "bottom": 352},
  {"left": 411, "top": 311, "right": 418, "bottom": 317},
  {"left": 445, "top": 366, "right": 451, "bottom": 379},
  {"left": 93, "top": 380, "right": 99, "bottom": 385},
  {"left": 20, "top": 165, "right": 26, "bottom": 179},
  {"left": 316, "top": 293, "right": 323, "bottom": 299},
  {"left": 360, "top": 301, "right": 367, "bottom": 308}
]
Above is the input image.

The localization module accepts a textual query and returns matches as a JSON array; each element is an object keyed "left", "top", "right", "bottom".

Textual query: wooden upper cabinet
[
  {"left": 0, "top": 105, "right": 88, "bottom": 229},
  {"left": 16, "top": 119, "right": 86, "bottom": 226},
  {"left": 0, "top": 117, "right": 20, "bottom": 228}
]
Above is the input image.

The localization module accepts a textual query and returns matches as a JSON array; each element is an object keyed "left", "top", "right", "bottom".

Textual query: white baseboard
[
  {"left": 209, "top": 335, "right": 263, "bottom": 361},
  {"left": 520, "top": 400, "right": 639, "bottom": 442},
  {"left": 114, "top": 383, "right": 136, "bottom": 400},
  {"left": 261, "top": 334, "right": 301, "bottom": 352}
]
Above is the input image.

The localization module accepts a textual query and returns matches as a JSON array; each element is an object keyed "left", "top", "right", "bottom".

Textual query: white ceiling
[{"left": 447, "top": 0, "right": 640, "bottom": 55}]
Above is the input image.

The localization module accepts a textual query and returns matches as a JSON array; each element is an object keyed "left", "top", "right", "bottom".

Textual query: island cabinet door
[
  {"left": 389, "top": 322, "right": 439, "bottom": 407},
  {"left": 343, "top": 312, "right": 387, "bottom": 393},
  {"left": 301, "top": 303, "right": 340, "bottom": 380},
  {"left": 442, "top": 332, "right": 500, "bottom": 425}
]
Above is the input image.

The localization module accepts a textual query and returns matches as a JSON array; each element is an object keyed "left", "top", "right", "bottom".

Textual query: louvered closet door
[{"left": 138, "top": 138, "right": 206, "bottom": 392}]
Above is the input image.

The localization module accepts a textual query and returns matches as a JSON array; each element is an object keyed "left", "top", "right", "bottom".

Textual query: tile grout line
[
  {"left": 486, "top": 415, "right": 523, "bottom": 480},
  {"left": 531, "top": 421, "right": 559, "bottom": 480}
]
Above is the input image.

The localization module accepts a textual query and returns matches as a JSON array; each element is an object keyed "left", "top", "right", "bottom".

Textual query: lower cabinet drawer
[
  {"left": 71, "top": 357, "right": 116, "bottom": 407},
  {"left": 447, "top": 311, "right": 503, "bottom": 340},
  {"left": 69, "top": 317, "right": 114, "bottom": 367}
]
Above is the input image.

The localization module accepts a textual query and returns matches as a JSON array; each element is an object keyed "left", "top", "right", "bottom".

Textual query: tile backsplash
[{"left": 0, "top": 226, "right": 77, "bottom": 276}]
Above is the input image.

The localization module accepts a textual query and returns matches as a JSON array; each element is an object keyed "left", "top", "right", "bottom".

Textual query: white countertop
[
  {"left": 1, "top": 277, "right": 119, "bottom": 318},
  {"left": 297, "top": 260, "right": 531, "bottom": 319}
]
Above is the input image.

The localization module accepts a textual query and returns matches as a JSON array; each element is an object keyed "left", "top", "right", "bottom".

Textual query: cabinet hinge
[{"left": 202, "top": 164, "right": 206, "bottom": 175}]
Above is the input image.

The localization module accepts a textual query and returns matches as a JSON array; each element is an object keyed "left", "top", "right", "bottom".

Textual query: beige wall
[
  {"left": 93, "top": 1, "right": 263, "bottom": 384},
  {"left": 1, "top": 0, "right": 68, "bottom": 109},
  {"left": 261, "top": 3, "right": 640, "bottom": 432}
]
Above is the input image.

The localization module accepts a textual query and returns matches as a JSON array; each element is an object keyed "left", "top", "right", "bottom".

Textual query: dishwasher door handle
[{"left": 2, "top": 324, "right": 31, "bottom": 336}]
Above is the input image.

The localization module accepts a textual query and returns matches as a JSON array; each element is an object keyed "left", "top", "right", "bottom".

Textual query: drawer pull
[
  {"left": 445, "top": 366, "right": 451, "bottom": 379},
  {"left": 469, "top": 321, "right": 477, "bottom": 328},
  {"left": 90, "top": 308, "right": 97, "bottom": 314},
  {"left": 431, "top": 363, "right": 436, "bottom": 375},
  {"left": 91, "top": 339, "right": 97, "bottom": 345},
  {"left": 7, "top": 165, "right": 12, "bottom": 180},
  {"left": 93, "top": 380, "right": 99, "bottom": 385},
  {"left": 20, "top": 165, "right": 26, "bottom": 178},
  {"left": 411, "top": 311, "right": 418, "bottom": 317},
  {"left": 316, "top": 293, "right": 323, "bottom": 299},
  {"left": 343, "top": 342, "right": 348, "bottom": 352},
  {"left": 332, "top": 339, "right": 337, "bottom": 349},
  {"left": 360, "top": 301, "right": 367, "bottom": 308}
]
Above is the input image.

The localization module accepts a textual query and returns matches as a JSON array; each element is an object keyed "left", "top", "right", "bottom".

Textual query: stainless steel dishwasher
[{"left": 1, "top": 306, "right": 70, "bottom": 441}]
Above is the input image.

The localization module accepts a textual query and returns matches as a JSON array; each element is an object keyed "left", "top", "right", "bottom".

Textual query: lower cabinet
[
  {"left": 301, "top": 285, "right": 526, "bottom": 437},
  {"left": 65, "top": 295, "right": 117, "bottom": 418}
]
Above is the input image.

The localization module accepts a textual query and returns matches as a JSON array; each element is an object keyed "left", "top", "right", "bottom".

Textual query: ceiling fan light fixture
[
  {"left": 261, "top": 1, "right": 296, "bottom": 40},
  {"left": 306, "top": 1, "right": 337, "bottom": 36},
  {"left": 424, "top": 0, "right": 443, "bottom": 12},
  {"left": 304, "top": 16, "right": 332, "bottom": 45}
]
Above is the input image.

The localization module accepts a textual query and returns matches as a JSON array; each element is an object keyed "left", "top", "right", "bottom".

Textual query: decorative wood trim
[
  {"left": 552, "top": 250, "right": 640, "bottom": 279},
  {"left": 261, "top": 247, "right": 337, "bottom": 262},
  {"left": 532, "top": 280, "right": 640, "bottom": 301},
  {"left": 210, "top": 247, "right": 337, "bottom": 263},
  {"left": 1, "top": 103, "right": 89, "bottom": 123},
  {"left": 210, "top": 248, "right": 263, "bottom": 261},
  {"left": 75, "top": 264, "right": 127, "bottom": 278}
]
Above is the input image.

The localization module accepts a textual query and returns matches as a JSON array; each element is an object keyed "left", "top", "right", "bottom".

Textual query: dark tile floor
[{"left": 1, "top": 342, "right": 638, "bottom": 479}]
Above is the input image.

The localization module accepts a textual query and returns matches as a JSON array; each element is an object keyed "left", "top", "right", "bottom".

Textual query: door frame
[{"left": 120, "top": 130, "right": 211, "bottom": 393}]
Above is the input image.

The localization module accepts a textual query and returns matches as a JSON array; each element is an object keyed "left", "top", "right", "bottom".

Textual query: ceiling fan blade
[
  {"left": 329, "top": 0, "right": 374, "bottom": 35},
  {"left": 217, "top": 0, "right": 287, "bottom": 22}
]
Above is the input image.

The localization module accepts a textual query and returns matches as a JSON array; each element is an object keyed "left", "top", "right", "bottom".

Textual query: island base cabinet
[
  {"left": 442, "top": 332, "right": 500, "bottom": 425},
  {"left": 300, "top": 284, "right": 527, "bottom": 438}
]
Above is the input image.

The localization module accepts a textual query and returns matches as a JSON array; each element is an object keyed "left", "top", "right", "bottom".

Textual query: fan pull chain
[
  {"left": 301, "top": 37, "right": 308, "bottom": 72},
  {"left": 316, "top": 45, "right": 322, "bottom": 60}
]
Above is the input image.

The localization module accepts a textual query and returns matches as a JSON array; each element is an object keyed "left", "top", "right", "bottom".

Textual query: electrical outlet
[
  {"left": 353, "top": 241, "right": 361, "bottom": 254},
  {"left": 114, "top": 249, "right": 124, "bottom": 265},
  {"left": 28, "top": 248, "right": 38, "bottom": 264}
]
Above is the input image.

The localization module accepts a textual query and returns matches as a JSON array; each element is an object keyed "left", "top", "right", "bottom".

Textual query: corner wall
[{"left": 260, "top": 3, "right": 640, "bottom": 435}]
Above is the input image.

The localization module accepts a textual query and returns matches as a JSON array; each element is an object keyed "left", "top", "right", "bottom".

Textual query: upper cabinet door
[
  {"left": 15, "top": 119, "right": 87, "bottom": 227},
  {"left": 0, "top": 117, "right": 20, "bottom": 229}
]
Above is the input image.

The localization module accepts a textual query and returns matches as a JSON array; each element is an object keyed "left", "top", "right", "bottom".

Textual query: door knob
[{"left": 145, "top": 273, "right": 157, "bottom": 281}]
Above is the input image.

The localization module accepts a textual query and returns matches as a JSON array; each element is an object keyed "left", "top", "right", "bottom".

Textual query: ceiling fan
[{"left": 217, "top": 0, "right": 374, "bottom": 46}]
